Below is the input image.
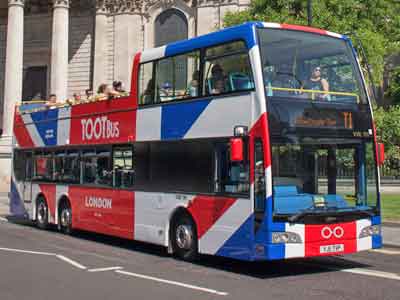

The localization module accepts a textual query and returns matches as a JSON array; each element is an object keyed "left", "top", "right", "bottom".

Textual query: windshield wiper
[{"left": 287, "top": 206, "right": 375, "bottom": 223}]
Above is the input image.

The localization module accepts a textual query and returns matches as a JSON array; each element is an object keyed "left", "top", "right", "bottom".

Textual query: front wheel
[
  {"left": 36, "top": 197, "right": 49, "bottom": 230},
  {"left": 59, "top": 201, "right": 72, "bottom": 234},
  {"left": 171, "top": 214, "right": 198, "bottom": 261}
]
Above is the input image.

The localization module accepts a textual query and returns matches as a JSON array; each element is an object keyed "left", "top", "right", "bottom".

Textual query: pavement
[{"left": 0, "top": 193, "right": 399, "bottom": 247}]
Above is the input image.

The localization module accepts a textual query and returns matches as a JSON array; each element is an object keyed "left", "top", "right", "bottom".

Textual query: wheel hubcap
[
  {"left": 37, "top": 202, "right": 47, "bottom": 224},
  {"left": 60, "top": 208, "right": 71, "bottom": 227},
  {"left": 176, "top": 224, "right": 193, "bottom": 250}
]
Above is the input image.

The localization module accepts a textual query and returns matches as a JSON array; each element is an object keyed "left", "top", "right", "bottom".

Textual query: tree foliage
[
  {"left": 374, "top": 105, "right": 400, "bottom": 176},
  {"left": 224, "top": 0, "right": 400, "bottom": 86}
]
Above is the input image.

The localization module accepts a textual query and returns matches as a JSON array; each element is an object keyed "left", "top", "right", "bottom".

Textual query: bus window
[
  {"left": 215, "top": 141, "right": 249, "bottom": 195},
  {"left": 63, "top": 151, "right": 80, "bottom": 184},
  {"left": 203, "top": 41, "right": 254, "bottom": 95},
  {"left": 33, "top": 151, "right": 53, "bottom": 182},
  {"left": 13, "top": 150, "right": 27, "bottom": 181},
  {"left": 154, "top": 51, "right": 200, "bottom": 103},
  {"left": 113, "top": 146, "right": 134, "bottom": 188},
  {"left": 254, "top": 139, "right": 266, "bottom": 212},
  {"left": 138, "top": 62, "right": 155, "bottom": 105},
  {"left": 82, "top": 149, "right": 112, "bottom": 186}
]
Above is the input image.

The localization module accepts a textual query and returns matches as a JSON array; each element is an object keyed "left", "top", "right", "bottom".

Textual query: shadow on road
[{"left": 6, "top": 216, "right": 371, "bottom": 279}]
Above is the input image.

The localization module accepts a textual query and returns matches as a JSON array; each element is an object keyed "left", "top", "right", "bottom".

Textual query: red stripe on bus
[
  {"left": 188, "top": 196, "right": 236, "bottom": 239},
  {"left": 281, "top": 24, "right": 327, "bottom": 36},
  {"left": 13, "top": 112, "right": 35, "bottom": 147}
]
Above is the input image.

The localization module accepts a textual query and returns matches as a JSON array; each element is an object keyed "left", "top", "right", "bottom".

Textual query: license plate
[{"left": 320, "top": 244, "right": 344, "bottom": 254}]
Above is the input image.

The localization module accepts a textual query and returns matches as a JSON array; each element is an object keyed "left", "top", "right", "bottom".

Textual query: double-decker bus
[{"left": 10, "top": 22, "right": 384, "bottom": 261}]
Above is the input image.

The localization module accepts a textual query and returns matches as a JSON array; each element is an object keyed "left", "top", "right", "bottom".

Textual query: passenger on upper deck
[
  {"left": 302, "top": 65, "right": 330, "bottom": 100},
  {"left": 46, "top": 94, "right": 57, "bottom": 108},
  {"left": 209, "top": 64, "right": 227, "bottom": 95},
  {"left": 85, "top": 89, "right": 94, "bottom": 102},
  {"left": 113, "top": 81, "right": 128, "bottom": 97},
  {"left": 96, "top": 84, "right": 119, "bottom": 100}
]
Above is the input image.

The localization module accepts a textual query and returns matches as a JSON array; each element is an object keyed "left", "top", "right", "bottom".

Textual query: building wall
[
  {"left": 106, "top": 15, "right": 115, "bottom": 85},
  {"left": 23, "top": 14, "right": 51, "bottom": 99},
  {"left": 68, "top": 12, "right": 94, "bottom": 97},
  {"left": 0, "top": 17, "right": 7, "bottom": 123}
]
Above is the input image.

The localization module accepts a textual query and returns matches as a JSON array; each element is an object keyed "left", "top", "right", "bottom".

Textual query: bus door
[
  {"left": 213, "top": 140, "right": 253, "bottom": 260},
  {"left": 22, "top": 152, "right": 33, "bottom": 213},
  {"left": 254, "top": 139, "right": 266, "bottom": 231}
]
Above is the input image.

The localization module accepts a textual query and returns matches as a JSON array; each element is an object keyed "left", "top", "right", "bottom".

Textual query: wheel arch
[{"left": 166, "top": 206, "right": 198, "bottom": 253}]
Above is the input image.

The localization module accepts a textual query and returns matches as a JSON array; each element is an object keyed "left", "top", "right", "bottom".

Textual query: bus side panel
[
  {"left": 134, "top": 192, "right": 194, "bottom": 246},
  {"left": 69, "top": 100, "right": 136, "bottom": 146},
  {"left": 193, "top": 198, "right": 253, "bottom": 260},
  {"left": 69, "top": 186, "right": 134, "bottom": 240}
]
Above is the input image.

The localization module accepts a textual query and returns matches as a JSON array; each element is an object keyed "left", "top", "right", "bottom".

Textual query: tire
[
  {"left": 58, "top": 200, "right": 72, "bottom": 235},
  {"left": 36, "top": 196, "right": 49, "bottom": 230},
  {"left": 171, "top": 213, "right": 198, "bottom": 261}
]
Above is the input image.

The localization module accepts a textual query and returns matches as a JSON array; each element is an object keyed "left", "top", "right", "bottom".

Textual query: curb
[
  {"left": 383, "top": 243, "right": 400, "bottom": 249},
  {"left": 382, "top": 222, "right": 400, "bottom": 228}
]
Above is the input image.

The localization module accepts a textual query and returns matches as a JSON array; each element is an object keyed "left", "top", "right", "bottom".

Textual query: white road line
[
  {"left": 372, "top": 249, "right": 400, "bottom": 255},
  {"left": 341, "top": 268, "right": 400, "bottom": 281},
  {"left": 56, "top": 254, "right": 87, "bottom": 270},
  {"left": 0, "top": 217, "right": 8, "bottom": 222},
  {"left": 115, "top": 270, "right": 228, "bottom": 296},
  {"left": 88, "top": 266, "right": 123, "bottom": 273},
  {"left": 0, "top": 247, "right": 55, "bottom": 256}
]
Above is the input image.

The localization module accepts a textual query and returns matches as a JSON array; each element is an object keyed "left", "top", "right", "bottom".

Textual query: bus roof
[{"left": 139, "top": 21, "right": 346, "bottom": 64}]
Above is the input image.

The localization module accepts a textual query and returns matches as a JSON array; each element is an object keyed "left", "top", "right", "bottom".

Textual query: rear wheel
[
  {"left": 59, "top": 200, "right": 72, "bottom": 234},
  {"left": 171, "top": 213, "right": 198, "bottom": 261},
  {"left": 36, "top": 196, "right": 49, "bottom": 230}
]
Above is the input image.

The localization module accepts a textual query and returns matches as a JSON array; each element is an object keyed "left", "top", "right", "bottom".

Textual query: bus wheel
[
  {"left": 59, "top": 200, "right": 72, "bottom": 235},
  {"left": 171, "top": 213, "right": 198, "bottom": 261},
  {"left": 36, "top": 196, "right": 49, "bottom": 230}
]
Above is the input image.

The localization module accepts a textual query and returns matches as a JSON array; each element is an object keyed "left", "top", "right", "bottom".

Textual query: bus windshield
[
  {"left": 271, "top": 137, "right": 378, "bottom": 219},
  {"left": 258, "top": 28, "right": 367, "bottom": 104}
]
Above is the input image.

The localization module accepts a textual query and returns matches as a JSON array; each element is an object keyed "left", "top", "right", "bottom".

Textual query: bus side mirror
[
  {"left": 377, "top": 142, "right": 385, "bottom": 166},
  {"left": 230, "top": 138, "right": 243, "bottom": 162}
]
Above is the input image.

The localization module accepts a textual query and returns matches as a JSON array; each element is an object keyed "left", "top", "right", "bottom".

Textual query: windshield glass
[
  {"left": 271, "top": 137, "right": 378, "bottom": 216},
  {"left": 258, "top": 29, "right": 367, "bottom": 104}
]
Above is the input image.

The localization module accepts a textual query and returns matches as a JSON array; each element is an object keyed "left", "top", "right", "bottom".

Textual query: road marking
[
  {"left": 88, "top": 266, "right": 123, "bottom": 272},
  {"left": 372, "top": 249, "right": 400, "bottom": 255},
  {"left": 340, "top": 268, "right": 400, "bottom": 281},
  {"left": 0, "top": 247, "right": 87, "bottom": 270},
  {"left": 56, "top": 254, "right": 87, "bottom": 270},
  {"left": 0, "top": 217, "right": 8, "bottom": 222},
  {"left": 0, "top": 247, "right": 55, "bottom": 256},
  {"left": 115, "top": 270, "right": 228, "bottom": 296}
]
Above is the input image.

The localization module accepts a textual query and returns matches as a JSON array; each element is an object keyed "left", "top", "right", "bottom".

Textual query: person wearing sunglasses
[{"left": 302, "top": 66, "right": 330, "bottom": 100}]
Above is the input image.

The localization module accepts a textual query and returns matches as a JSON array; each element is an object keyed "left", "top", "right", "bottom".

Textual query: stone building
[{"left": 0, "top": 0, "right": 250, "bottom": 190}]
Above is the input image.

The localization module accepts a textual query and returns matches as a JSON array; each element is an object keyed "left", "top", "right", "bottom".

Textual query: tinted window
[
  {"left": 113, "top": 146, "right": 135, "bottom": 188},
  {"left": 82, "top": 149, "right": 112, "bottom": 186}
]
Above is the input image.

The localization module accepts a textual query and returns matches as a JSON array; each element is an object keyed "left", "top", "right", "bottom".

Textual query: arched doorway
[
  {"left": 154, "top": 8, "right": 188, "bottom": 47},
  {"left": 154, "top": 9, "right": 189, "bottom": 95}
]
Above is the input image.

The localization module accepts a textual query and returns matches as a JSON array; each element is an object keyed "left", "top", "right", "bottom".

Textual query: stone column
[
  {"left": 93, "top": 1, "right": 109, "bottom": 92},
  {"left": 2, "top": 0, "right": 24, "bottom": 138},
  {"left": 50, "top": 0, "right": 69, "bottom": 102}
]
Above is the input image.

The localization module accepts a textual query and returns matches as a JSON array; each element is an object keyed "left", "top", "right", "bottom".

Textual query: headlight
[
  {"left": 272, "top": 232, "right": 302, "bottom": 244},
  {"left": 359, "top": 225, "right": 381, "bottom": 238}
]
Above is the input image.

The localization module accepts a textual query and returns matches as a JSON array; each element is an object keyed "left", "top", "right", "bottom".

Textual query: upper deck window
[
  {"left": 138, "top": 51, "right": 200, "bottom": 105},
  {"left": 203, "top": 41, "right": 254, "bottom": 96},
  {"left": 258, "top": 29, "right": 367, "bottom": 104}
]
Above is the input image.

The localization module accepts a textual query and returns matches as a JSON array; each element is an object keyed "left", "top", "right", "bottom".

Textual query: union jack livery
[{"left": 11, "top": 22, "right": 382, "bottom": 261}]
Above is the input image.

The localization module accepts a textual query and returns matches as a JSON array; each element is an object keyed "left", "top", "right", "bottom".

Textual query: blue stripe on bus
[
  {"left": 371, "top": 215, "right": 381, "bottom": 225},
  {"left": 216, "top": 214, "right": 254, "bottom": 261},
  {"left": 10, "top": 179, "right": 26, "bottom": 217},
  {"left": 372, "top": 235, "right": 382, "bottom": 248},
  {"left": 30, "top": 109, "right": 59, "bottom": 146},
  {"left": 161, "top": 99, "right": 210, "bottom": 140},
  {"left": 164, "top": 22, "right": 259, "bottom": 57}
]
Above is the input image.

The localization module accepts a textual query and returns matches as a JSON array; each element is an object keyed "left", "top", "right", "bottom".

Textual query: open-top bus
[{"left": 11, "top": 22, "right": 383, "bottom": 261}]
